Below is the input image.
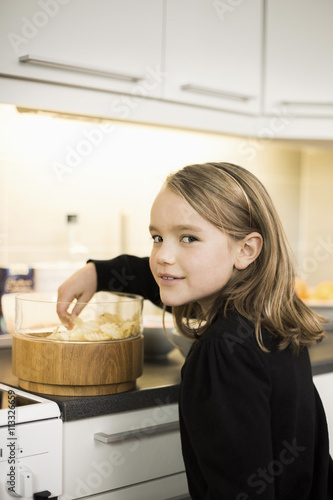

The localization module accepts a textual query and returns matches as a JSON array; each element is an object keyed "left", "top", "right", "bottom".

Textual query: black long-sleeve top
[{"left": 92, "top": 255, "right": 333, "bottom": 499}]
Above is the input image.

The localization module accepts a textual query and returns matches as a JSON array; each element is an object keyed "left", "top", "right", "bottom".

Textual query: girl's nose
[{"left": 155, "top": 243, "right": 176, "bottom": 265}]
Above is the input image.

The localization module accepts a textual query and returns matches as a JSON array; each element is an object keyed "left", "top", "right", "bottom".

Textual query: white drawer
[
  {"left": 67, "top": 472, "right": 190, "bottom": 500},
  {"left": 62, "top": 404, "right": 185, "bottom": 498}
]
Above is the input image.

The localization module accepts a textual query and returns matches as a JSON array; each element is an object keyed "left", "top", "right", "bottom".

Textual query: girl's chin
[
  {"left": 161, "top": 300, "right": 184, "bottom": 307},
  {"left": 160, "top": 296, "right": 213, "bottom": 314},
  {"left": 159, "top": 295, "right": 193, "bottom": 308},
  {"left": 159, "top": 295, "right": 183, "bottom": 307}
]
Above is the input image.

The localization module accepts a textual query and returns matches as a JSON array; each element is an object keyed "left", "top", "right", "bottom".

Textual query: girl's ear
[{"left": 234, "top": 232, "right": 263, "bottom": 270}]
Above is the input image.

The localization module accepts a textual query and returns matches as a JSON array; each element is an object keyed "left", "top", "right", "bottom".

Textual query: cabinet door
[
  {"left": 164, "top": 0, "right": 263, "bottom": 115},
  {"left": 265, "top": 0, "right": 333, "bottom": 118},
  {"left": 64, "top": 473, "right": 190, "bottom": 500},
  {"left": 313, "top": 372, "right": 333, "bottom": 455},
  {"left": 62, "top": 405, "right": 185, "bottom": 497},
  {"left": 0, "top": 0, "right": 164, "bottom": 99}
]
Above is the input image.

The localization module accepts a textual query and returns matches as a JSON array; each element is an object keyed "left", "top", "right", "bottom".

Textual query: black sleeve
[{"left": 88, "top": 254, "right": 161, "bottom": 307}]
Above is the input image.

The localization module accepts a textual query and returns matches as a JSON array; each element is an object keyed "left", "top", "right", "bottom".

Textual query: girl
[{"left": 57, "top": 162, "right": 333, "bottom": 499}]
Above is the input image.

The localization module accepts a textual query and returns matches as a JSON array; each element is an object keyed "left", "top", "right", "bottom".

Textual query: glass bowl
[{"left": 15, "top": 291, "right": 144, "bottom": 342}]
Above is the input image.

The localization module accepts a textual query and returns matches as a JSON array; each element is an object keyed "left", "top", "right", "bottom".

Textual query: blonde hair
[{"left": 166, "top": 162, "right": 326, "bottom": 352}]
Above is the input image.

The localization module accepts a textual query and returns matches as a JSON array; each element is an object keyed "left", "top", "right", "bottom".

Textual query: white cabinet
[
  {"left": 313, "top": 372, "right": 333, "bottom": 456},
  {"left": 0, "top": 0, "right": 164, "bottom": 99},
  {"left": 163, "top": 0, "right": 263, "bottom": 115},
  {"left": 264, "top": 0, "right": 333, "bottom": 119},
  {"left": 70, "top": 474, "right": 190, "bottom": 500},
  {"left": 61, "top": 404, "right": 188, "bottom": 499},
  {"left": 1, "top": 0, "right": 333, "bottom": 139}
]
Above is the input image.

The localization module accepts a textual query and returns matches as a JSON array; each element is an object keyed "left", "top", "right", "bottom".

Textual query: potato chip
[{"left": 49, "top": 312, "right": 140, "bottom": 341}]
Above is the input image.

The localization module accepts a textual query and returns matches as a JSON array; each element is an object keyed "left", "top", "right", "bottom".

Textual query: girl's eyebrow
[
  {"left": 172, "top": 224, "right": 203, "bottom": 232},
  {"left": 149, "top": 224, "right": 203, "bottom": 233}
]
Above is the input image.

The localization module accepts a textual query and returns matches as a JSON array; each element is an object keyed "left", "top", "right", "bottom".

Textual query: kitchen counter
[
  {"left": 1, "top": 331, "right": 333, "bottom": 422},
  {"left": 310, "top": 330, "right": 333, "bottom": 376},
  {"left": 0, "top": 345, "right": 184, "bottom": 421}
]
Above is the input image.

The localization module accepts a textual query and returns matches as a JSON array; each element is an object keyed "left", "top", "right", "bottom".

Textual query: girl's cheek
[
  {"left": 149, "top": 253, "right": 158, "bottom": 274},
  {"left": 149, "top": 254, "right": 155, "bottom": 273}
]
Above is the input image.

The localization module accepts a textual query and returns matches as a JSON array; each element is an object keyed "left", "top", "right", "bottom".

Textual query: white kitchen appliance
[{"left": 0, "top": 383, "right": 62, "bottom": 499}]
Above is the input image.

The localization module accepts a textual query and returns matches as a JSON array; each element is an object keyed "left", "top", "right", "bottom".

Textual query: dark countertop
[
  {"left": 0, "top": 345, "right": 184, "bottom": 421},
  {"left": 1, "top": 331, "right": 333, "bottom": 422}
]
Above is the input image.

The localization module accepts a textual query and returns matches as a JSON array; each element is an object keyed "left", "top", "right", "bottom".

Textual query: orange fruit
[
  {"left": 294, "top": 278, "right": 310, "bottom": 300},
  {"left": 310, "top": 281, "right": 333, "bottom": 301}
]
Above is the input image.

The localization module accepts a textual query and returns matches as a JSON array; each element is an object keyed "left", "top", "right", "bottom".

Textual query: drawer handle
[
  {"left": 181, "top": 84, "right": 254, "bottom": 102},
  {"left": 19, "top": 54, "right": 143, "bottom": 83},
  {"left": 166, "top": 496, "right": 191, "bottom": 500},
  {"left": 279, "top": 100, "right": 333, "bottom": 108},
  {"left": 94, "top": 420, "right": 179, "bottom": 444}
]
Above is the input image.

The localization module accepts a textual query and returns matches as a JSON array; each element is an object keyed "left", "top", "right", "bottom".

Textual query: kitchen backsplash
[{"left": 0, "top": 103, "right": 332, "bottom": 288}]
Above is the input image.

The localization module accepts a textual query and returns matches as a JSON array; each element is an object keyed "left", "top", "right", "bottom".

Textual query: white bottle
[{"left": 66, "top": 214, "right": 88, "bottom": 262}]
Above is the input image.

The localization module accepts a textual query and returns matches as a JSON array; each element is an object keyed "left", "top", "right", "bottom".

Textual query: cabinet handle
[
  {"left": 94, "top": 420, "right": 179, "bottom": 444},
  {"left": 166, "top": 496, "right": 191, "bottom": 500},
  {"left": 181, "top": 84, "right": 254, "bottom": 102},
  {"left": 279, "top": 100, "right": 333, "bottom": 108},
  {"left": 19, "top": 55, "right": 143, "bottom": 83}
]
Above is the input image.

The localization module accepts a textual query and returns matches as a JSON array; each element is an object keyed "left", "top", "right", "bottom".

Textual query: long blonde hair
[{"left": 166, "top": 162, "right": 326, "bottom": 352}]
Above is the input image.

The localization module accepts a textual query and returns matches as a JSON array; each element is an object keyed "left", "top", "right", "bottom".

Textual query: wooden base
[
  {"left": 13, "top": 332, "right": 143, "bottom": 396},
  {"left": 17, "top": 379, "right": 136, "bottom": 396}
]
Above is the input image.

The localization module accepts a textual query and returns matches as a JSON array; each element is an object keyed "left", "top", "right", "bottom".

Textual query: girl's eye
[
  {"left": 181, "top": 235, "right": 198, "bottom": 243},
  {"left": 152, "top": 235, "right": 163, "bottom": 243}
]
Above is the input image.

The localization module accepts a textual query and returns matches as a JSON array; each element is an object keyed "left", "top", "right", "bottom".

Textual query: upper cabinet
[
  {"left": 264, "top": 0, "right": 333, "bottom": 119},
  {"left": 163, "top": 0, "right": 263, "bottom": 115},
  {"left": 1, "top": 0, "right": 333, "bottom": 140},
  {"left": 0, "top": 0, "right": 164, "bottom": 99}
]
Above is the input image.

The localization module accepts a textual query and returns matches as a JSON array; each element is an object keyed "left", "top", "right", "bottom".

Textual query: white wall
[
  {"left": 0, "top": 103, "right": 328, "bottom": 290},
  {"left": 298, "top": 149, "right": 333, "bottom": 286}
]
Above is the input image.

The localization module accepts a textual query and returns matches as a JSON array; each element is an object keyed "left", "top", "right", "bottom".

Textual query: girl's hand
[{"left": 56, "top": 262, "right": 97, "bottom": 328}]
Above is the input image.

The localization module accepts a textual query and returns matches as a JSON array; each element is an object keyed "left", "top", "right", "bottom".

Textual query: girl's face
[{"left": 149, "top": 185, "right": 237, "bottom": 312}]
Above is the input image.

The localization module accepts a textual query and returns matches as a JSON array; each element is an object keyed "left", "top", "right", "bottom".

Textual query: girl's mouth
[{"left": 159, "top": 274, "right": 184, "bottom": 282}]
